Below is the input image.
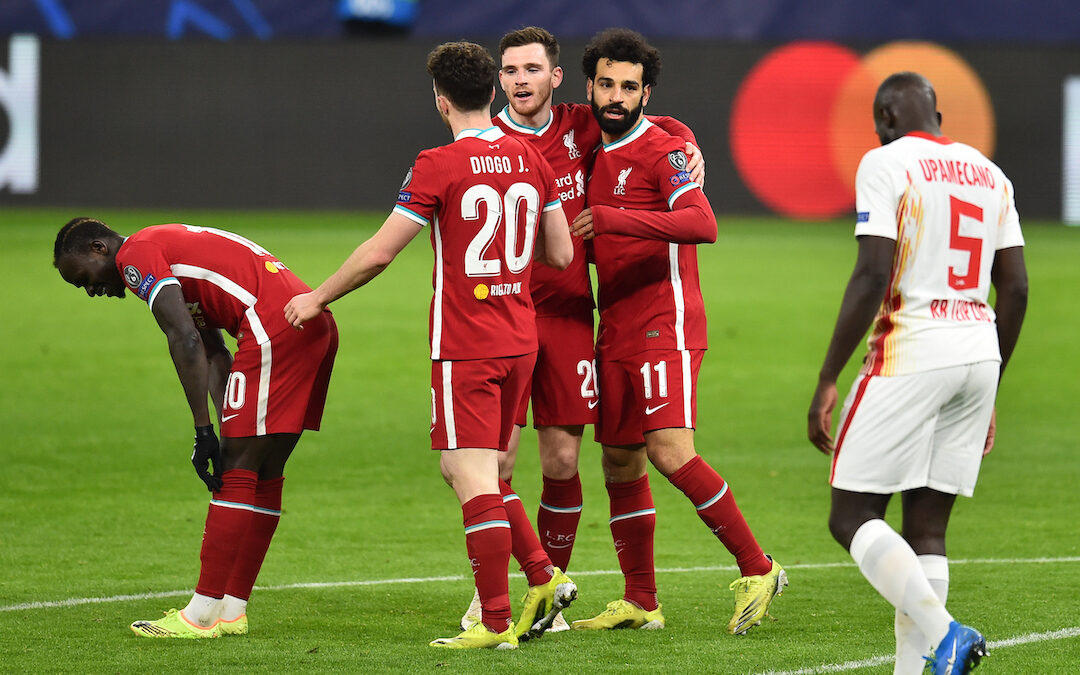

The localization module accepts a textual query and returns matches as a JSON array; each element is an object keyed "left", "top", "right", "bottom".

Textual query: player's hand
[
  {"left": 982, "top": 407, "right": 997, "bottom": 457},
  {"left": 192, "top": 425, "right": 223, "bottom": 492},
  {"left": 284, "top": 292, "right": 322, "bottom": 329},
  {"left": 807, "top": 380, "right": 838, "bottom": 455},
  {"left": 685, "top": 142, "right": 705, "bottom": 188},
  {"left": 570, "top": 208, "right": 596, "bottom": 239}
]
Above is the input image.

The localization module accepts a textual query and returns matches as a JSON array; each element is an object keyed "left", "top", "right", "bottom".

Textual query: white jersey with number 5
[{"left": 854, "top": 131, "right": 1024, "bottom": 376}]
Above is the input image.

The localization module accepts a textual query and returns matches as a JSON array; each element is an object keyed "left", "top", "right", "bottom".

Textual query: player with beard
[
  {"left": 286, "top": 41, "right": 578, "bottom": 650},
  {"left": 457, "top": 25, "right": 706, "bottom": 633},
  {"left": 568, "top": 28, "right": 787, "bottom": 635}
]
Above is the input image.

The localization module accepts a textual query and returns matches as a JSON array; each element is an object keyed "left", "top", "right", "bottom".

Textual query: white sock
[
  {"left": 220, "top": 594, "right": 248, "bottom": 622},
  {"left": 849, "top": 520, "right": 953, "bottom": 647},
  {"left": 182, "top": 592, "right": 222, "bottom": 627},
  {"left": 894, "top": 555, "right": 949, "bottom": 674}
]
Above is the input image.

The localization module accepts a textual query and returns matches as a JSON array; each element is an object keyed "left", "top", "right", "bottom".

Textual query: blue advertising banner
[{"left": 1, "top": 0, "right": 1078, "bottom": 42}]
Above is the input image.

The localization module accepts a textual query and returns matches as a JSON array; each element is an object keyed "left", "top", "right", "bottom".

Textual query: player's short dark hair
[
  {"left": 877, "top": 71, "right": 937, "bottom": 107},
  {"left": 499, "top": 26, "right": 560, "bottom": 68},
  {"left": 426, "top": 41, "right": 497, "bottom": 112},
  {"left": 53, "top": 217, "right": 118, "bottom": 266},
  {"left": 581, "top": 28, "right": 661, "bottom": 87}
]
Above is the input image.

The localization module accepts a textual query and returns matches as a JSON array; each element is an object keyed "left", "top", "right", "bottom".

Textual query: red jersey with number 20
[
  {"left": 394, "top": 127, "right": 563, "bottom": 361},
  {"left": 115, "top": 223, "right": 311, "bottom": 343}
]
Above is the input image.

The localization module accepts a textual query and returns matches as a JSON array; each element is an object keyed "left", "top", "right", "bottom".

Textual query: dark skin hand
[{"left": 808, "top": 235, "right": 895, "bottom": 454}]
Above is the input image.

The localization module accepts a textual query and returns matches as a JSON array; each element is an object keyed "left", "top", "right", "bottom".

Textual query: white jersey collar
[
  {"left": 496, "top": 105, "right": 554, "bottom": 136},
  {"left": 602, "top": 117, "right": 653, "bottom": 153},
  {"left": 455, "top": 126, "right": 506, "bottom": 143}
]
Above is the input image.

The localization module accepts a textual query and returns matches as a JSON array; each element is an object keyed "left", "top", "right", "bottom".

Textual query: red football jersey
[
  {"left": 493, "top": 103, "right": 699, "bottom": 318},
  {"left": 394, "top": 127, "right": 563, "bottom": 361},
  {"left": 115, "top": 223, "right": 312, "bottom": 343},
  {"left": 587, "top": 119, "right": 715, "bottom": 359},
  {"left": 493, "top": 103, "right": 595, "bottom": 317}
]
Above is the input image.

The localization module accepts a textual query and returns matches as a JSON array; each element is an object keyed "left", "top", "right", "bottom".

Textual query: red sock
[
  {"left": 224, "top": 476, "right": 284, "bottom": 601},
  {"left": 668, "top": 455, "right": 771, "bottom": 576},
  {"left": 537, "top": 473, "right": 583, "bottom": 571},
  {"left": 462, "top": 494, "right": 512, "bottom": 633},
  {"left": 607, "top": 475, "right": 658, "bottom": 611},
  {"left": 499, "top": 480, "right": 553, "bottom": 586},
  {"left": 195, "top": 469, "right": 258, "bottom": 598}
]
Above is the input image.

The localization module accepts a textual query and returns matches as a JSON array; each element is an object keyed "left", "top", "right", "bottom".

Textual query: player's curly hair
[
  {"left": 581, "top": 28, "right": 661, "bottom": 87},
  {"left": 499, "top": 26, "right": 560, "bottom": 68},
  {"left": 426, "top": 41, "right": 497, "bottom": 112},
  {"left": 53, "top": 217, "right": 118, "bottom": 266}
]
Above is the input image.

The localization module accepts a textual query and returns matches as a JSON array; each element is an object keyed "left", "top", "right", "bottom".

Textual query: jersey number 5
[
  {"left": 948, "top": 195, "right": 984, "bottom": 290},
  {"left": 462, "top": 182, "right": 539, "bottom": 277}
]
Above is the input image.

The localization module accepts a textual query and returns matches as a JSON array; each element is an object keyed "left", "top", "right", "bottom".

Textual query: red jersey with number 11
[{"left": 394, "top": 127, "right": 563, "bottom": 361}]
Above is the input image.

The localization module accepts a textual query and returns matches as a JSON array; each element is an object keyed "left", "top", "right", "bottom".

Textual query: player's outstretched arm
[
  {"left": 285, "top": 212, "right": 423, "bottom": 327},
  {"left": 536, "top": 205, "right": 573, "bottom": 270},
  {"left": 807, "top": 235, "right": 895, "bottom": 454}
]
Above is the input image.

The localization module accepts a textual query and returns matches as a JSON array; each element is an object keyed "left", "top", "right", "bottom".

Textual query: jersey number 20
[{"left": 462, "top": 182, "right": 539, "bottom": 277}]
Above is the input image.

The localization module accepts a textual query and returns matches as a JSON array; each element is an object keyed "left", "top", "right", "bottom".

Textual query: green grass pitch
[{"left": 1, "top": 208, "right": 1077, "bottom": 673}]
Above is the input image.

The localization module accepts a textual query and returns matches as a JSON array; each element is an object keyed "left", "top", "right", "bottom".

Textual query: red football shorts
[
  {"left": 594, "top": 348, "right": 703, "bottom": 447},
  {"left": 515, "top": 312, "right": 599, "bottom": 428},
  {"left": 431, "top": 352, "right": 537, "bottom": 451},
  {"left": 220, "top": 311, "right": 338, "bottom": 438}
]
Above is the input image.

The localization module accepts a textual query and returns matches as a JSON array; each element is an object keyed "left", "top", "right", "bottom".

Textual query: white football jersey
[{"left": 854, "top": 131, "right": 1024, "bottom": 376}]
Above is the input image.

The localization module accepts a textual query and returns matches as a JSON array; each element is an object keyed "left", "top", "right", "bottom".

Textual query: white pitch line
[
  {"left": 3, "top": 556, "right": 1079, "bottom": 613},
  {"left": 755, "top": 627, "right": 1080, "bottom": 675}
]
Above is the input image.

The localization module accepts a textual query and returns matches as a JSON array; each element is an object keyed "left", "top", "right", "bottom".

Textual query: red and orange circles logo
[{"left": 730, "top": 41, "right": 995, "bottom": 220}]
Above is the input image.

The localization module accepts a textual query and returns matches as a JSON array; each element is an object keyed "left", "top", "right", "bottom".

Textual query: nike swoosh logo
[
  {"left": 644, "top": 402, "right": 670, "bottom": 415},
  {"left": 222, "top": 414, "right": 240, "bottom": 422},
  {"left": 587, "top": 399, "right": 599, "bottom": 410}
]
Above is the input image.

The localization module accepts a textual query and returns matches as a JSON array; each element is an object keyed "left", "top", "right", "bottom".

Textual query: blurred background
[{"left": 1, "top": 0, "right": 1078, "bottom": 222}]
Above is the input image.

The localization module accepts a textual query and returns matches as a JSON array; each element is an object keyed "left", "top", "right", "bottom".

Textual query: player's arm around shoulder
[{"left": 285, "top": 211, "right": 423, "bottom": 328}]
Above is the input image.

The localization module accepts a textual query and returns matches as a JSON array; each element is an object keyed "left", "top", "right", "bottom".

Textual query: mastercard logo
[{"left": 730, "top": 41, "right": 995, "bottom": 220}]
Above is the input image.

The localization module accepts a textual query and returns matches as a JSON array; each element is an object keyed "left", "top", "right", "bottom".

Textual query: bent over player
[
  {"left": 284, "top": 41, "right": 577, "bottom": 650},
  {"left": 807, "top": 72, "right": 1027, "bottom": 675},
  {"left": 569, "top": 29, "right": 787, "bottom": 635},
  {"left": 54, "top": 218, "right": 338, "bottom": 638}
]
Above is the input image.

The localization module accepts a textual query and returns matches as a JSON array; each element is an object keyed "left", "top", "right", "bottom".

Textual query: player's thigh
[
  {"left": 830, "top": 367, "right": 966, "bottom": 494},
  {"left": 594, "top": 355, "right": 646, "bottom": 446},
  {"left": 221, "top": 316, "right": 336, "bottom": 438},
  {"left": 531, "top": 313, "right": 599, "bottom": 428},
  {"left": 637, "top": 349, "right": 702, "bottom": 434},
  {"left": 926, "top": 361, "right": 998, "bottom": 497},
  {"left": 431, "top": 355, "right": 535, "bottom": 452}
]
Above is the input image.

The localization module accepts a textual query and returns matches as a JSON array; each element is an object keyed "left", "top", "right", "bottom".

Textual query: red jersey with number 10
[{"left": 394, "top": 127, "right": 563, "bottom": 361}]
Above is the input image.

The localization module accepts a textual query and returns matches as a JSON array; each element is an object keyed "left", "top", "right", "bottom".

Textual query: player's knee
[
  {"left": 539, "top": 446, "right": 580, "bottom": 479},
  {"left": 828, "top": 512, "right": 862, "bottom": 551}
]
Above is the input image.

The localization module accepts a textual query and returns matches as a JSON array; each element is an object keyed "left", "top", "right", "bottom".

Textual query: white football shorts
[{"left": 830, "top": 361, "right": 999, "bottom": 497}]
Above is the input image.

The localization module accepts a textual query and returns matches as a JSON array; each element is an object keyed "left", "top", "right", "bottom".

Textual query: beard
[{"left": 590, "top": 97, "right": 644, "bottom": 137}]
